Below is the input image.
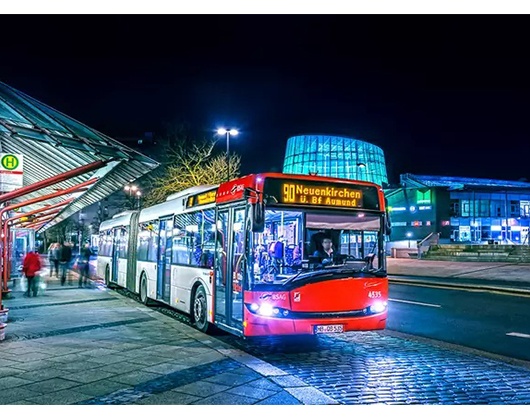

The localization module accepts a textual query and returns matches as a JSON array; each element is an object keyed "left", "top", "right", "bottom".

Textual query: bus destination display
[
  {"left": 264, "top": 178, "right": 367, "bottom": 209},
  {"left": 186, "top": 189, "right": 217, "bottom": 208}
]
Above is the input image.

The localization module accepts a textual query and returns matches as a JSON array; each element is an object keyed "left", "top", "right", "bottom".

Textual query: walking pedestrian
[
  {"left": 79, "top": 243, "right": 92, "bottom": 288},
  {"left": 48, "top": 243, "right": 60, "bottom": 277},
  {"left": 59, "top": 241, "right": 73, "bottom": 286},
  {"left": 23, "top": 249, "right": 42, "bottom": 297}
]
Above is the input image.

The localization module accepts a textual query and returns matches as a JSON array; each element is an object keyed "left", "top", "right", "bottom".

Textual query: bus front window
[{"left": 249, "top": 209, "right": 384, "bottom": 287}]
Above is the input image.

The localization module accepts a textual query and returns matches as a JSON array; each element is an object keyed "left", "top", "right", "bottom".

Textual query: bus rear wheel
[
  {"left": 139, "top": 274, "right": 149, "bottom": 305},
  {"left": 105, "top": 266, "right": 111, "bottom": 288},
  {"left": 192, "top": 285, "right": 209, "bottom": 333}
]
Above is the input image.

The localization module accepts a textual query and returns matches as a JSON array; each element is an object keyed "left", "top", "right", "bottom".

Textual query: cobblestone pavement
[
  {"left": 4, "top": 275, "right": 530, "bottom": 404},
  {"left": 220, "top": 332, "right": 530, "bottom": 404}
]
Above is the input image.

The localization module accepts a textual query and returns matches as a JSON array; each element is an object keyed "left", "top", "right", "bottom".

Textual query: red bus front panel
[{"left": 243, "top": 276, "right": 388, "bottom": 337}]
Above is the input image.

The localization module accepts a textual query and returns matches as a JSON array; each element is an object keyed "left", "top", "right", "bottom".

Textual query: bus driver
[{"left": 313, "top": 237, "right": 335, "bottom": 267}]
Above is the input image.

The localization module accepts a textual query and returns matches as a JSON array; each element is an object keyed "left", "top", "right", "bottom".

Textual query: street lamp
[
  {"left": 217, "top": 128, "right": 239, "bottom": 181},
  {"left": 124, "top": 183, "right": 141, "bottom": 210},
  {"left": 406, "top": 232, "right": 412, "bottom": 248}
]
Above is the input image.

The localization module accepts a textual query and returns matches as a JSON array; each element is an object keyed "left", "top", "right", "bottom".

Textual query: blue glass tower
[{"left": 283, "top": 135, "right": 388, "bottom": 186}]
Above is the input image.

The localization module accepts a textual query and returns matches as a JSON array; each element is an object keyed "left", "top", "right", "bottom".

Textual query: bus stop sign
[{"left": 0, "top": 153, "right": 23, "bottom": 192}]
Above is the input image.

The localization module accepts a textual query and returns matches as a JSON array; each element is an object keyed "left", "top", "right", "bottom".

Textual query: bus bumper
[{"left": 243, "top": 310, "right": 387, "bottom": 337}]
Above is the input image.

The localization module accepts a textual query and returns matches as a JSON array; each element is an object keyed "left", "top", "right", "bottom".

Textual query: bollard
[{"left": 0, "top": 323, "right": 6, "bottom": 341}]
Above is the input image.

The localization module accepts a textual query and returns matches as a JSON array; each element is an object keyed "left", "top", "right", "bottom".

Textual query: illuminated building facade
[
  {"left": 386, "top": 174, "right": 530, "bottom": 246},
  {"left": 283, "top": 135, "right": 388, "bottom": 187}
]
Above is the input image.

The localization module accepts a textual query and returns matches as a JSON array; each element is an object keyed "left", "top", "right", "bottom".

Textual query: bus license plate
[{"left": 314, "top": 325, "right": 344, "bottom": 334}]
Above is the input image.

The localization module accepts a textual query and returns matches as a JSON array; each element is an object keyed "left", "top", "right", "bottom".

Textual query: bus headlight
[
  {"left": 369, "top": 301, "right": 387, "bottom": 314},
  {"left": 246, "top": 303, "right": 290, "bottom": 318}
]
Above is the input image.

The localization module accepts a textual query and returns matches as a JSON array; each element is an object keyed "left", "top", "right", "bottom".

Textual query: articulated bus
[{"left": 98, "top": 173, "right": 390, "bottom": 337}]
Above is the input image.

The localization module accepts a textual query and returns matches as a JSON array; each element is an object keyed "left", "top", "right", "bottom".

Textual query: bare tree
[{"left": 144, "top": 140, "right": 241, "bottom": 206}]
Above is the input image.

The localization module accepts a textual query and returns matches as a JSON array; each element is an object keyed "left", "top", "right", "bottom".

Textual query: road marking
[
  {"left": 389, "top": 298, "right": 441, "bottom": 308},
  {"left": 506, "top": 332, "right": 530, "bottom": 339},
  {"left": 389, "top": 279, "right": 530, "bottom": 299}
]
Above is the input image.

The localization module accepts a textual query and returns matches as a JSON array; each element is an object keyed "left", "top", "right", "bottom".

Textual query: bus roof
[
  {"left": 99, "top": 211, "right": 135, "bottom": 231},
  {"left": 165, "top": 185, "right": 218, "bottom": 202}
]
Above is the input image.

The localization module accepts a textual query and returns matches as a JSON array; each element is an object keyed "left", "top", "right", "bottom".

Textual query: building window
[
  {"left": 510, "top": 201, "right": 520, "bottom": 217},
  {"left": 450, "top": 200, "right": 460, "bottom": 217},
  {"left": 461, "top": 200, "right": 470, "bottom": 217}
]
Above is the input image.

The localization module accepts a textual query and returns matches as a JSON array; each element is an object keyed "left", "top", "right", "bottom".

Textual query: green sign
[{"left": 1, "top": 154, "right": 20, "bottom": 171}]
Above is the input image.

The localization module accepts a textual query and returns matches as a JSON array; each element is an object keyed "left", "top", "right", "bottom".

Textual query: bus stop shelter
[{"left": 0, "top": 81, "right": 159, "bottom": 334}]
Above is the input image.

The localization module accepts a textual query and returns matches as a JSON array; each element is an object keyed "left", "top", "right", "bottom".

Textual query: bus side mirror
[
  {"left": 250, "top": 203, "right": 265, "bottom": 232},
  {"left": 384, "top": 213, "right": 392, "bottom": 236}
]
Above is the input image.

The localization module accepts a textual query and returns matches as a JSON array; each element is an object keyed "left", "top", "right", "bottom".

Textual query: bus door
[
  {"left": 111, "top": 228, "right": 120, "bottom": 282},
  {"left": 156, "top": 217, "right": 173, "bottom": 303},
  {"left": 214, "top": 205, "right": 246, "bottom": 335}
]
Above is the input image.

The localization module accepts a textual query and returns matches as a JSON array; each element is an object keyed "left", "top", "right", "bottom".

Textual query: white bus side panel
[
  {"left": 97, "top": 256, "right": 112, "bottom": 281},
  {"left": 137, "top": 261, "right": 157, "bottom": 299},
  {"left": 117, "top": 258, "right": 128, "bottom": 287},
  {"left": 171, "top": 265, "right": 213, "bottom": 323}
]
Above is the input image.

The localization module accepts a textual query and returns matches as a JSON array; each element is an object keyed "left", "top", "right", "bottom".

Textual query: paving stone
[
  {"left": 60, "top": 369, "right": 116, "bottom": 384},
  {"left": 270, "top": 375, "right": 308, "bottom": 388},
  {"left": 26, "top": 389, "right": 93, "bottom": 405},
  {"left": 245, "top": 378, "right": 283, "bottom": 392},
  {"left": 141, "top": 362, "right": 189, "bottom": 375},
  {"left": 203, "top": 372, "right": 256, "bottom": 387},
  {"left": 226, "top": 384, "right": 278, "bottom": 400},
  {"left": 0, "top": 386, "right": 43, "bottom": 404},
  {"left": 192, "top": 392, "right": 258, "bottom": 405},
  {"left": 23, "top": 378, "right": 81, "bottom": 394},
  {"left": 256, "top": 391, "right": 303, "bottom": 405},
  {"left": 2, "top": 352, "right": 52, "bottom": 362},
  {"left": 284, "top": 387, "right": 338, "bottom": 404},
  {"left": 99, "top": 361, "right": 141, "bottom": 374},
  {"left": 77, "top": 348, "right": 120, "bottom": 358},
  {"left": 174, "top": 380, "right": 230, "bottom": 397},
  {"left": 0, "top": 359, "right": 19, "bottom": 368},
  {"left": 85, "top": 354, "right": 129, "bottom": 365},
  {"left": 71, "top": 380, "right": 131, "bottom": 397},
  {"left": 57, "top": 361, "right": 107, "bottom": 372},
  {"left": 136, "top": 390, "right": 201, "bottom": 405},
  {"left": 16, "top": 368, "right": 72, "bottom": 382},
  {"left": 112, "top": 371, "right": 162, "bottom": 386},
  {"left": 7, "top": 400, "right": 40, "bottom": 405},
  {"left": 0, "top": 376, "right": 33, "bottom": 390},
  {"left": 0, "top": 366, "right": 26, "bottom": 378},
  {"left": 134, "top": 356, "right": 176, "bottom": 366},
  {"left": 228, "top": 366, "right": 263, "bottom": 379},
  {"left": 47, "top": 353, "right": 90, "bottom": 364}
]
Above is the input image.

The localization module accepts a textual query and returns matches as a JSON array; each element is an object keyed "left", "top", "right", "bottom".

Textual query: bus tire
[
  {"left": 139, "top": 274, "right": 149, "bottom": 305},
  {"left": 192, "top": 284, "right": 209, "bottom": 333},
  {"left": 105, "top": 265, "right": 112, "bottom": 288}
]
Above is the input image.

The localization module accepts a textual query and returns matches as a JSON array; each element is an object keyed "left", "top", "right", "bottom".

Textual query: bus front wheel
[{"left": 192, "top": 285, "right": 209, "bottom": 333}]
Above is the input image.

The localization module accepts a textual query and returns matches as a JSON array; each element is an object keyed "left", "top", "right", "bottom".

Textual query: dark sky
[{"left": 1, "top": 16, "right": 529, "bottom": 184}]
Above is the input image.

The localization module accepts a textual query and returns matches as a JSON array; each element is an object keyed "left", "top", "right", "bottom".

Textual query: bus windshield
[{"left": 248, "top": 208, "right": 385, "bottom": 287}]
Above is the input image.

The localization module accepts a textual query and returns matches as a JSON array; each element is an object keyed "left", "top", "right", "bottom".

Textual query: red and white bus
[{"left": 98, "top": 173, "right": 390, "bottom": 337}]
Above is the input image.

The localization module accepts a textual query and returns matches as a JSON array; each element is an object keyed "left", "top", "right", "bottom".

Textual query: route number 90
[{"left": 368, "top": 291, "right": 382, "bottom": 298}]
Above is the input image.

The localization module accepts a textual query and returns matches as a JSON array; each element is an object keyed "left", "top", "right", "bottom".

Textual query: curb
[{"left": 389, "top": 275, "right": 530, "bottom": 296}]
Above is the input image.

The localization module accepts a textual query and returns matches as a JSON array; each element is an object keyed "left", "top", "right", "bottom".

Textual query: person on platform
[
  {"left": 48, "top": 243, "right": 60, "bottom": 278},
  {"left": 23, "top": 249, "right": 42, "bottom": 297},
  {"left": 59, "top": 241, "right": 73, "bottom": 286},
  {"left": 78, "top": 243, "right": 92, "bottom": 288}
]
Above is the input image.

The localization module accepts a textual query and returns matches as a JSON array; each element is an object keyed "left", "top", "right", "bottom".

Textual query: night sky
[{"left": 1, "top": 16, "right": 529, "bottom": 184}]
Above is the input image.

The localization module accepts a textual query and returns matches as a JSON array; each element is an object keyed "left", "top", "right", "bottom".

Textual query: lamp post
[
  {"left": 217, "top": 128, "right": 239, "bottom": 181},
  {"left": 124, "top": 183, "right": 141, "bottom": 210}
]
